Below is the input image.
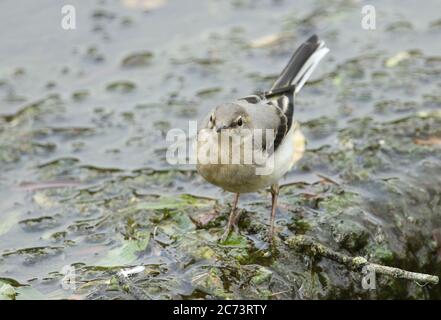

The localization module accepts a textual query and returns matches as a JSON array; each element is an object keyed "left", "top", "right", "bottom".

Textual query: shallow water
[{"left": 1, "top": 0, "right": 441, "bottom": 299}]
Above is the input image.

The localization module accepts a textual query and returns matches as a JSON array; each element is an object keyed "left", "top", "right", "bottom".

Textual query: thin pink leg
[
  {"left": 269, "top": 184, "right": 279, "bottom": 242},
  {"left": 221, "top": 193, "right": 240, "bottom": 242}
]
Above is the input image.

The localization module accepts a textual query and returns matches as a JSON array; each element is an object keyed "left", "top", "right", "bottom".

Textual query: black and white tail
[
  {"left": 269, "top": 34, "right": 329, "bottom": 95},
  {"left": 263, "top": 35, "right": 328, "bottom": 147}
]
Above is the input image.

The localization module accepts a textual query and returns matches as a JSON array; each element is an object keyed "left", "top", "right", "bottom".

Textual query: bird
[{"left": 196, "top": 35, "right": 329, "bottom": 242}]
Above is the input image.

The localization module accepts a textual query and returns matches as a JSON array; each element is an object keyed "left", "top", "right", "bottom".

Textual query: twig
[{"left": 286, "top": 235, "right": 439, "bottom": 285}]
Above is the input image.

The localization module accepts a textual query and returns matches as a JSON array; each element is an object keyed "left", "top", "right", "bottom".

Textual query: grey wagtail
[{"left": 196, "top": 35, "right": 329, "bottom": 242}]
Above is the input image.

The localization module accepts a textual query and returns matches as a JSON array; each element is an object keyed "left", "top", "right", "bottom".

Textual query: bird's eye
[
  {"left": 237, "top": 117, "right": 243, "bottom": 126},
  {"left": 209, "top": 115, "right": 213, "bottom": 122}
]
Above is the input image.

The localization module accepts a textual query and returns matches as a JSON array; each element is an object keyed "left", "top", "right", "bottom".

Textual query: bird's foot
[
  {"left": 220, "top": 193, "right": 240, "bottom": 243},
  {"left": 220, "top": 219, "right": 241, "bottom": 242},
  {"left": 267, "top": 229, "right": 275, "bottom": 246}
]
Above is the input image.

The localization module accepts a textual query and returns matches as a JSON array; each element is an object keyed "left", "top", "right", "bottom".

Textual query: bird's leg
[
  {"left": 269, "top": 184, "right": 279, "bottom": 242},
  {"left": 221, "top": 193, "right": 240, "bottom": 242},
  {"left": 232, "top": 208, "right": 242, "bottom": 233}
]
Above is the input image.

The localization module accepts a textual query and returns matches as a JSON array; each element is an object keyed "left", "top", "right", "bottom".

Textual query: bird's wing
[
  {"left": 236, "top": 98, "right": 288, "bottom": 153},
  {"left": 237, "top": 35, "right": 329, "bottom": 151}
]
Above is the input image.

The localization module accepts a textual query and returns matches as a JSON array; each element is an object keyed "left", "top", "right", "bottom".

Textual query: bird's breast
[{"left": 195, "top": 123, "right": 305, "bottom": 193}]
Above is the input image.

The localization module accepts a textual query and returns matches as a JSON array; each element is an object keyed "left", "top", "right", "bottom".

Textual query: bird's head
[{"left": 208, "top": 103, "right": 251, "bottom": 133}]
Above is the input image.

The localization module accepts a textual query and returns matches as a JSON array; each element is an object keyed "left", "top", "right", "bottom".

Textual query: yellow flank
[{"left": 291, "top": 121, "right": 305, "bottom": 166}]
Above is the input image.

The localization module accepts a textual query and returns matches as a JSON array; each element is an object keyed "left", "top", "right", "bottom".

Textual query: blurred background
[{"left": 0, "top": 0, "right": 440, "bottom": 299}]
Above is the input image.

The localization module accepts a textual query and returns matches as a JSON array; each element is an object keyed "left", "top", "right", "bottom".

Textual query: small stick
[{"left": 286, "top": 235, "right": 439, "bottom": 285}]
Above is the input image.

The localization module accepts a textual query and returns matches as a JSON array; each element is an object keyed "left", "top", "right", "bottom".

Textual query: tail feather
[{"left": 270, "top": 35, "right": 329, "bottom": 94}]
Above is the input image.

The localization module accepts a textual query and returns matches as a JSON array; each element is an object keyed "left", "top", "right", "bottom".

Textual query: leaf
[
  {"left": 159, "top": 212, "right": 196, "bottom": 236},
  {"left": 97, "top": 236, "right": 150, "bottom": 267},
  {"left": 222, "top": 232, "right": 247, "bottom": 247},
  {"left": 0, "top": 278, "right": 25, "bottom": 287},
  {"left": 251, "top": 267, "right": 273, "bottom": 285},
  {"left": 172, "top": 212, "right": 195, "bottom": 231},
  {"left": 191, "top": 210, "right": 220, "bottom": 227},
  {"left": 0, "top": 211, "right": 20, "bottom": 236},
  {"left": 0, "top": 282, "right": 16, "bottom": 300}
]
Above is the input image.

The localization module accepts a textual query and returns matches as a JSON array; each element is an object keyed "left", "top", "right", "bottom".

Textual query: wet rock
[
  {"left": 250, "top": 266, "right": 273, "bottom": 285},
  {"left": 192, "top": 268, "right": 231, "bottom": 299},
  {"left": 0, "top": 282, "right": 16, "bottom": 300},
  {"left": 368, "top": 244, "right": 395, "bottom": 265},
  {"left": 331, "top": 219, "right": 370, "bottom": 253}
]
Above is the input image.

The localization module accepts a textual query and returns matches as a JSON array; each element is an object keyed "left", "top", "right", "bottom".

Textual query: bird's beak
[{"left": 216, "top": 125, "right": 227, "bottom": 133}]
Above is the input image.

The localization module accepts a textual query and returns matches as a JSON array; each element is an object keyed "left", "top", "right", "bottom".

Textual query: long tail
[{"left": 269, "top": 35, "right": 329, "bottom": 94}]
